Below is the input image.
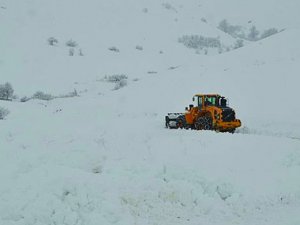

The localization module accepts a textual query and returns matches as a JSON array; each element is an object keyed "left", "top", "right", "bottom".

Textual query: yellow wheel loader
[{"left": 165, "top": 94, "right": 241, "bottom": 133}]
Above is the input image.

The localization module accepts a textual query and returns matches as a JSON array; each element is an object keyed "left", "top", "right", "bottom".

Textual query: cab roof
[{"left": 194, "top": 94, "right": 221, "bottom": 97}]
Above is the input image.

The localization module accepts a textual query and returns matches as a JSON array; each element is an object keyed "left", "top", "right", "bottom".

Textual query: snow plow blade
[{"left": 165, "top": 113, "right": 184, "bottom": 129}]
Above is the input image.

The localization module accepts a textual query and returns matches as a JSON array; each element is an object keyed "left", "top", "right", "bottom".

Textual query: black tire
[
  {"left": 228, "top": 129, "right": 235, "bottom": 134},
  {"left": 195, "top": 116, "right": 212, "bottom": 130},
  {"left": 176, "top": 116, "right": 187, "bottom": 129}
]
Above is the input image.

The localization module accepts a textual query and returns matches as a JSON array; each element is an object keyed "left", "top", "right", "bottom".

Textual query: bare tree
[
  {"left": 248, "top": 26, "right": 259, "bottom": 41},
  {"left": 0, "top": 82, "right": 14, "bottom": 100}
]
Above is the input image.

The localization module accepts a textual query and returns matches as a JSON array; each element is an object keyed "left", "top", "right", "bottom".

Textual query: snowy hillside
[{"left": 1, "top": 0, "right": 300, "bottom": 225}]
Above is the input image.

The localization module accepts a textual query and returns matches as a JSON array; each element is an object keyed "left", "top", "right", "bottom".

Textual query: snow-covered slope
[{"left": 1, "top": 0, "right": 300, "bottom": 225}]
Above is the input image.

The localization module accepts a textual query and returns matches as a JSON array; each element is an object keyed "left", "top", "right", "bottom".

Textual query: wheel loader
[{"left": 165, "top": 94, "right": 241, "bottom": 133}]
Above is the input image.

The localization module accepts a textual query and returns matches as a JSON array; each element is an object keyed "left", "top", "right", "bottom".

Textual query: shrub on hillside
[
  {"left": 162, "top": 2, "right": 177, "bottom": 12},
  {"left": 58, "top": 89, "right": 79, "bottom": 98},
  {"left": 178, "top": 35, "right": 221, "bottom": 49},
  {"left": 201, "top": 17, "right": 207, "bottom": 23},
  {"left": 0, "top": 82, "right": 14, "bottom": 101},
  {"left": 247, "top": 26, "right": 260, "bottom": 41},
  {"left": 69, "top": 48, "right": 75, "bottom": 56},
  {"left": 260, "top": 28, "right": 278, "bottom": 39},
  {"left": 104, "top": 74, "right": 128, "bottom": 83},
  {"left": 66, "top": 39, "right": 78, "bottom": 48},
  {"left": 0, "top": 107, "right": 9, "bottom": 119},
  {"left": 108, "top": 46, "right": 120, "bottom": 52},
  {"left": 29, "top": 89, "right": 79, "bottom": 101},
  {"left": 162, "top": 3, "right": 172, "bottom": 10},
  {"left": 113, "top": 79, "right": 127, "bottom": 90},
  {"left": 234, "top": 39, "right": 244, "bottom": 49},
  {"left": 135, "top": 45, "right": 143, "bottom": 51},
  {"left": 48, "top": 37, "right": 58, "bottom": 46},
  {"left": 218, "top": 19, "right": 244, "bottom": 38},
  {"left": 218, "top": 19, "right": 279, "bottom": 41},
  {"left": 218, "top": 19, "right": 237, "bottom": 33},
  {"left": 79, "top": 49, "right": 84, "bottom": 56},
  {"left": 103, "top": 74, "right": 128, "bottom": 90},
  {"left": 32, "top": 91, "right": 54, "bottom": 101},
  {"left": 20, "top": 96, "right": 31, "bottom": 102}
]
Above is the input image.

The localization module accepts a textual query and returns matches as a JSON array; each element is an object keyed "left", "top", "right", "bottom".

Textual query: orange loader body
[{"left": 166, "top": 94, "right": 241, "bottom": 133}]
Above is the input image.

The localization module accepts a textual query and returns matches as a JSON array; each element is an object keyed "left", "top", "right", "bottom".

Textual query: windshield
[{"left": 204, "top": 96, "right": 217, "bottom": 106}]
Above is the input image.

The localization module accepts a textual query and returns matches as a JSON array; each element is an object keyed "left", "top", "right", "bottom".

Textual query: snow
[{"left": 1, "top": 0, "right": 300, "bottom": 224}]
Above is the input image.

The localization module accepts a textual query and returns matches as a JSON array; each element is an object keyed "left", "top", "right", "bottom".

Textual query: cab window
[
  {"left": 205, "top": 96, "right": 217, "bottom": 106},
  {"left": 198, "top": 97, "right": 203, "bottom": 108}
]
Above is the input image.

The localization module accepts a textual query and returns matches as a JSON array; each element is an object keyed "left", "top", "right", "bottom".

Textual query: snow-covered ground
[{"left": 1, "top": 0, "right": 300, "bottom": 224}]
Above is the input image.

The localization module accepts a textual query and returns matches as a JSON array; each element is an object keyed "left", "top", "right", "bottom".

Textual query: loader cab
[{"left": 194, "top": 94, "right": 220, "bottom": 108}]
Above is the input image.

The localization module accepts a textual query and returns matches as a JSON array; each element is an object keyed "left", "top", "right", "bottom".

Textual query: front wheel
[
  {"left": 176, "top": 115, "right": 187, "bottom": 129},
  {"left": 195, "top": 116, "right": 212, "bottom": 130},
  {"left": 228, "top": 129, "right": 235, "bottom": 134}
]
